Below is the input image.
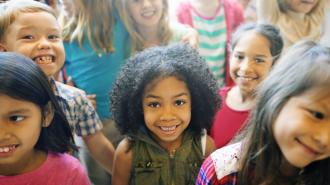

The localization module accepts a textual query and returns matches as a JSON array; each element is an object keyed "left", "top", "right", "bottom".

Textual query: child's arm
[
  {"left": 180, "top": 27, "right": 199, "bottom": 49},
  {"left": 83, "top": 131, "right": 115, "bottom": 174},
  {"left": 256, "top": 0, "right": 280, "bottom": 23},
  {"left": 205, "top": 135, "right": 216, "bottom": 157},
  {"left": 112, "top": 138, "right": 133, "bottom": 185}
]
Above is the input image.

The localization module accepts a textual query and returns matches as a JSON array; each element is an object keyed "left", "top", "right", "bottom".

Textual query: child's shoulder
[
  {"left": 48, "top": 152, "right": 82, "bottom": 167},
  {"left": 54, "top": 81, "right": 86, "bottom": 96},
  {"left": 210, "top": 142, "right": 242, "bottom": 180},
  {"left": 46, "top": 153, "right": 90, "bottom": 184},
  {"left": 54, "top": 81, "right": 88, "bottom": 103}
]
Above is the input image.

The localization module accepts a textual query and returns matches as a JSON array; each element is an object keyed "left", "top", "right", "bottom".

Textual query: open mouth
[
  {"left": 300, "top": 0, "right": 315, "bottom": 5},
  {"left": 0, "top": 145, "right": 18, "bottom": 157},
  {"left": 141, "top": 10, "right": 156, "bottom": 18},
  {"left": 237, "top": 74, "right": 258, "bottom": 82},
  {"left": 159, "top": 125, "right": 179, "bottom": 135},
  {"left": 33, "top": 55, "right": 55, "bottom": 65}
]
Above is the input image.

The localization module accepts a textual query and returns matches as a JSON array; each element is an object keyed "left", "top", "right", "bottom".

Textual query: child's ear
[
  {"left": 43, "top": 102, "right": 55, "bottom": 128},
  {"left": 0, "top": 43, "right": 7, "bottom": 52}
]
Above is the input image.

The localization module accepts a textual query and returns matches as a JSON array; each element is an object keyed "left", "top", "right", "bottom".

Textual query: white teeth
[
  {"left": 142, "top": 10, "right": 155, "bottom": 17},
  {"left": 160, "top": 126, "right": 176, "bottom": 131},
  {"left": 35, "top": 56, "right": 53, "bottom": 64},
  {"left": 238, "top": 76, "right": 255, "bottom": 81},
  {"left": 0, "top": 146, "right": 15, "bottom": 153}
]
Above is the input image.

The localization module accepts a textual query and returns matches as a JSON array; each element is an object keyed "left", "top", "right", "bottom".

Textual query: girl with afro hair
[{"left": 110, "top": 43, "right": 221, "bottom": 185}]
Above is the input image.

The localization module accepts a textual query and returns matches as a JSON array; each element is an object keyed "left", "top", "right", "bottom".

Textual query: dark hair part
[
  {"left": 110, "top": 44, "right": 221, "bottom": 137},
  {"left": 0, "top": 52, "right": 76, "bottom": 153},
  {"left": 237, "top": 41, "right": 330, "bottom": 185},
  {"left": 231, "top": 23, "right": 283, "bottom": 63}
]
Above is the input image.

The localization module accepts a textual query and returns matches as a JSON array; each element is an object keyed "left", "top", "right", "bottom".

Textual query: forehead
[
  {"left": 0, "top": 94, "right": 39, "bottom": 111},
  {"left": 8, "top": 11, "right": 60, "bottom": 31},
  {"left": 291, "top": 86, "right": 330, "bottom": 106},
  {"left": 143, "top": 76, "right": 188, "bottom": 94},
  {"left": 234, "top": 31, "right": 271, "bottom": 54}
]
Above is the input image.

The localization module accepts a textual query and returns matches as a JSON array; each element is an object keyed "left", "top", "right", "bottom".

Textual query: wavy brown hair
[
  {"left": 61, "top": 0, "right": 114, "bottom": 52},
  {"left": 237, "top": 41, "right": 330, "bottom": 185}
]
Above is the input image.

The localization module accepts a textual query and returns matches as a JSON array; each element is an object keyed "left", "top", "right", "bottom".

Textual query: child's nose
[
  {"left": 0, "top": 124, "right": 11, "bottom": 140},
  {"left": 159, "top": 105, "right": 175, "bottom": 121},
  {"left": 142, "top": 0, "right": 152, "bottom": 7},
  {"left": 37, "top": 38, "right": 51, "bottom": 50},
  {"left": 312, "top": 127, "right": 330, "bottom": 150},
  {"left": 239, "top": 58, "right": 252, "bottom": 71}
]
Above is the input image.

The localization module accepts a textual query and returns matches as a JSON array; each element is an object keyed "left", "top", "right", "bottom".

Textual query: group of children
[{"left": 0, "top": 0, "right": 330, "bottom": 185}]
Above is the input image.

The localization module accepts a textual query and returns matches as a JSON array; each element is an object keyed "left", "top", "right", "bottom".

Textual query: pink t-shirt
[
  {"left": 0, "top": 152, "right": 90, "bottom": 185},
  {"left": 211, "top": 86, "right": 249, "bottom": 148}
]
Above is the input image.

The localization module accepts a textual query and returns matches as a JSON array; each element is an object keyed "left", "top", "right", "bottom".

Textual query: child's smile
[
  {"left": 2, "top": 11, "right": 65, "bottom": 77},
  {"left": 142, "top": 76, "right": 191, "bottom": 152},
  {"left": 0, "top": 145, "right": 18, "bottom": 158}
]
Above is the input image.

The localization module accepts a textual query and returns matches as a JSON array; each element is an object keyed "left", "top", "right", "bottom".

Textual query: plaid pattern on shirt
[
  {"left": 196, "top": 156, "right": 238, "bottom": 185},
  {"left": 196, "top": 142, "right": 243, "bottom": 185},
  {"left": 51, "top": 79, "right": 103, "bottom": 136}
]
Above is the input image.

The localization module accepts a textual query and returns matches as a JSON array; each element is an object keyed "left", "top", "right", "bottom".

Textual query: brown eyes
[
  {"left": 311, "top": 111, "right": 324, "bottom": 120},
  {"left": 9, "top": 115, "right": 25, "bottom": 122},
  {"left": 146, "top": 100, "right": 186, "bottom": 108}
]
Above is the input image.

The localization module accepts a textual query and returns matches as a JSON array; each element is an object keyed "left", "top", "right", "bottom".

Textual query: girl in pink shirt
[{"left": 0, "top": 52, "right": 90, "bottom": 185}]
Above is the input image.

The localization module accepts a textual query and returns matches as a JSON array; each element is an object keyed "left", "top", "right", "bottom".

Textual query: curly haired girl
[{"left": 110, "top": 43, "right": 221, "bottom": 185}]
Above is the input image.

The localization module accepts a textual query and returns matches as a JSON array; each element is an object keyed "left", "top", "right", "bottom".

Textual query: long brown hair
[
  {"left": 61, "top": 0, "right": 114, "bottom": 52},
  {"left": 237, "top": 41, "right": 330, "bottom": 185}
]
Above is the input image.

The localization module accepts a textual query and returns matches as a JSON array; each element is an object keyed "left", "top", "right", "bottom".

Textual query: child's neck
[
  {"left": 190, "top": 0, "right": 220, "bottom": 17},
  {"left": 138, "top": 26, "right": 161, "bottom": 49},
  {"left": 0, "top": 150, "right": 47, "bottom": 176},
  {"left": 287, "top": 10, "right": 306, "bottom": 22},
  {"left": 226, "top": 86, "right": 255, "bottom": 111}
]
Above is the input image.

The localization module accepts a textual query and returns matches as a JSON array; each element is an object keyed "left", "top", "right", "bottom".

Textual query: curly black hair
[{"left": 110, "top": 43, "right": 221, "bottom": 137}]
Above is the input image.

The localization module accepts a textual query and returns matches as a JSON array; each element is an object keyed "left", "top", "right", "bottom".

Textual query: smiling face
[
  {"left": 142, "top": 76, "right": 191, "bottom": 151},
  {"left": 230, "top": 31, "right": 273, "bottom": 96},
  {"left": 273, "top": 87, "right": 330, "bottom": 170},
  {"left": 0, "top": 94, "right": 49, "bottom": 175},
  {"left": 285, "top": 0, "right": 319, "bottom": 14},
  {"left": 1, "top": 11, "right": 65, "bottom": 77},
  {"left": 128, "top": 0, "right": 163, "bottom": 30}
]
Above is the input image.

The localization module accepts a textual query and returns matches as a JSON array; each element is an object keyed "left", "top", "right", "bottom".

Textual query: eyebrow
[
  {"left": 7, "top": 108, "right": 31, "bottom": 114},
  {"left": 145, "top": 92, "right": 189, "bottom": 99},
  {"left": 234, "top": 51, "right": 269, "bottom": 58},
  {"left": 254, "top": 55, "right": 268, "bottom": 58},
  {"left": 18, "top": 26, "right": 60, "bottom": 32}
]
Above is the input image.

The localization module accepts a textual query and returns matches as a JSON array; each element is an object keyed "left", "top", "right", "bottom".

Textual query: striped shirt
[{"left": 191, "top": 3, "right": 227, "bottom": 87}]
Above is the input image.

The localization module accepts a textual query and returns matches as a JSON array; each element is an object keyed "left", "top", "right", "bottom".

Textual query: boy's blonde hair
[
  {"left": 61, "top": 0, "right": 114, "bottom": 53},
  {"left": 116, "top": 0, "right": 172, "bottom": 52},
  {"left": 0, "top": 0, "right": 56, "bottom": 42}
]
